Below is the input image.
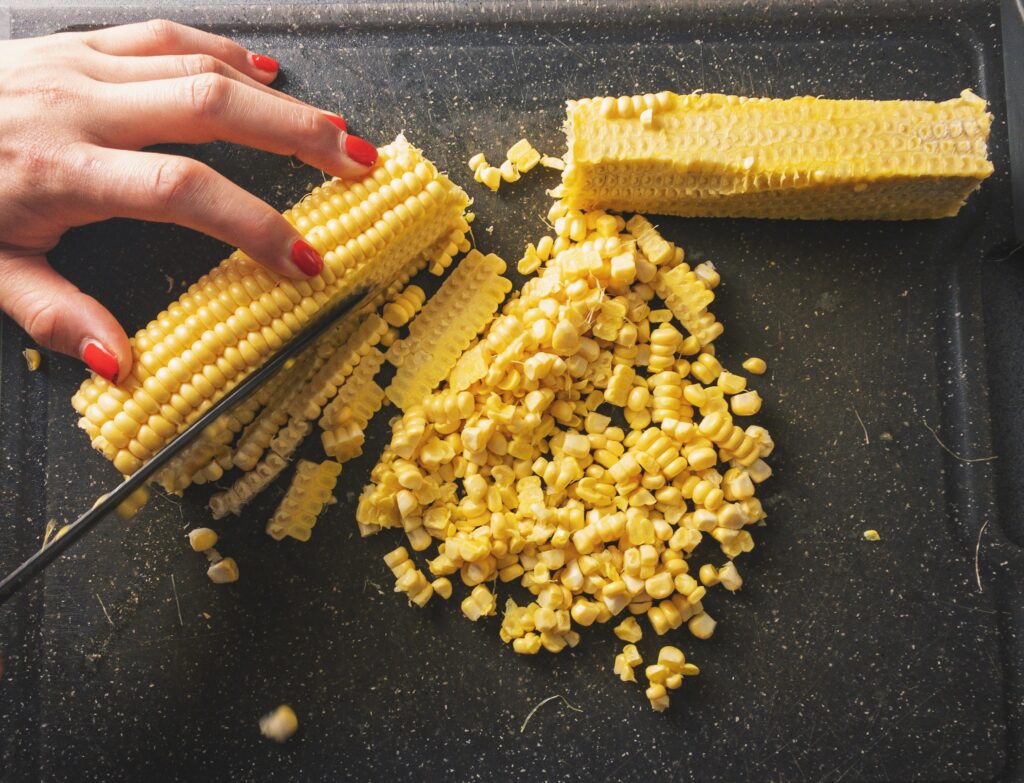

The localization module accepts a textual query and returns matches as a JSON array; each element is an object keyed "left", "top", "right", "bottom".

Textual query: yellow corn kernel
[
  {"left": 688, "top": 611, "right": 717, "bottom": 639},
  {"left": 23, "top": 348, "right": 41, "bottom": 371},
  {"left": 614, "top": 616, "right": 643, "bottom": 643},
  {"left": 188, "top": 527, "right": 218, "bottom": 552},
  {"left": 717, "top": 372, "right": 747, "bottom": 395},
  {"left": 468, "top": 152, "right": 487, "bottom": 172},
  {"left": 563, "top": 91, "right": 993, "bottom": 220},
  {"left": 207, "top": 557, "right": 240, "bottom": 584},
  {"left": 730, "top": 390, "right": 763, "bottom": 417},
  {"left": 259, "top": 705, "right": 298, "bottom": 743},
  {"left": 480, "top": 166, "right": 502, "bottom": 191},
  {"left": 742, "top": 356, "right": 767, "bottom": 375},
  {"left": 864, "top": 529, "right": 881, "bottom": 541}
]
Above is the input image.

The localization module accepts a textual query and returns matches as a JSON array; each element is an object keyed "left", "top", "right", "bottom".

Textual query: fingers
[
  {"left": 80, "top": 19, "right": 279, "bottom": 84},
  {"left": 82, "top": 52, "right": 312, "bottom": 110},
  {"left": 0, "top": 253, "right": 131, "bottom": 382},
  {"left": 95, "top": 75, "right": 373, "bottom": 178},
  {"left": 70, "top": 145, "right": 326, "bottom": 281}
]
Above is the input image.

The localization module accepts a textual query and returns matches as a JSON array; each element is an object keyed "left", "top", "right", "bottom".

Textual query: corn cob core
[
  {"left": 562, "top": 90, "right": 993, "bottom": 220},
  {"left": 71, "top": 136, "right": 470, "bottom": 475}
]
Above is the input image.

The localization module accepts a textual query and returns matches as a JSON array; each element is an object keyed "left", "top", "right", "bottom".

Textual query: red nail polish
[
  {"left": 290, "top": 239, "right": 324, "bottom": 277},
  {"left": 250, "top": 53, "right": 279, "bottom": 73},
  {"left": 344, "top": 134, "right": 378, "bottom": 167},
  {"left": 324, "top": 114, "right": 347, "bottom": 132},
  {"left": 83, "top": 341, "right": 119, "bottom": 383}
]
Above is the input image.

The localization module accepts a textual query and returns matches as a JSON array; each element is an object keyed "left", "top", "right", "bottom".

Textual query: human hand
[{"left": 0, "top": 19, "right": 379, "bottom": 383}]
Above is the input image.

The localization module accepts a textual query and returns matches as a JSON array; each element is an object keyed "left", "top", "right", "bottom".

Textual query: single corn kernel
[
  {"left": 688, "top": 612, "right": 717, "bottom": 639},
  {"left": 431, "top": 577, "right": 453, "bottom": 599},
  {"left": 259, "top": 704, "right": 298, "bottom": 743},
  {"left": 614, "top": 616, "right": 643, "bottom": 643},
  {"left": 730, "top": 390, "right": 763, "bottom": 417},
  {"left": 188, "top": 527, "right": 218, "bottom": 552},
  {"left": 23, "top": 348, "right": 41, "bottom": 371},
  {"left": 742, "top": 357, "right": 767, "bottom": 375},
  {"left": 207, "top": 557, "right": 239, "bottom": 584},
  {"left": 863, "top": 529, "right": 881, "bottom": 541}
]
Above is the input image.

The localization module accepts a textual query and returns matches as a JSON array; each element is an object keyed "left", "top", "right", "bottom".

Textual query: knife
[{"left": 0, "top": 284, "right": 373, "bottom": 605}]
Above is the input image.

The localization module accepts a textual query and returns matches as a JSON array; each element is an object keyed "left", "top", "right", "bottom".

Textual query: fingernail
[
  {"left": 344, "top": 134, "right": 378, "bottom": 167},
  {"left": 290, "top": 239, "right": 323, "bottom": 277},
  {"left": 324, "top": 113, "right": 347, "bottom": 132},
  {"left": 82, "top": 340, "right": 119, "bottom": 383},
  {"left": 250, "top": 53, "right": 279, "bottom": 73}
]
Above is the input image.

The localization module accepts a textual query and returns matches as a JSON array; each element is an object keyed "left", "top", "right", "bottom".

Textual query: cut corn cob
[
  {"left": 266, "top": 459, "right": 342, "bottom": 542},
  {"left": 71, "top": 136, "right": 470, "bottom": 476},
  {"left": 385, "top": 250, "right": 511, "bottom": 409},
  {"left": 562, "top": 90, "right": 993, "bottom": 220}
]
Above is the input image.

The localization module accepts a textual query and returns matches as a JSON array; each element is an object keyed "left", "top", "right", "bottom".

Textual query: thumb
[{"left": 0, "top": 254, "right": 131, "bottom": 383}]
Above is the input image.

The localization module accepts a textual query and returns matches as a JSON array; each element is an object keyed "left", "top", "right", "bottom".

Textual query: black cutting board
[{"left": 1, "top": 2, "right": 1023, "bottom": 781}]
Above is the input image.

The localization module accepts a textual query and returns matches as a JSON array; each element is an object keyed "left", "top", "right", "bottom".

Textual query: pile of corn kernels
[{"left": 357, "top": 173, "right": 773, "bottom": 711}]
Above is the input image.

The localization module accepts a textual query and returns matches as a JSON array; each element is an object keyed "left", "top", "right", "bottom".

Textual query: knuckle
[
  {"left": 150, "top": 157, "right": 203, "bottom": 211},
  {"left": 181, "top": 53, "right": 223, "bottom": 78},
  {"left": 185, "top": 72, "right": 228, "bottom": 117},
  {"left": 144, "top": 19, "right": 180, "bottom": 45},
  {"left": 22, "top": 299, "right": 63, "bottom": 349},
  {"left": 295, "top": 108, "right": 324, "bottom": 142},
  {"left": 19, "top": 140, "right": 62, "bottom": 185}
]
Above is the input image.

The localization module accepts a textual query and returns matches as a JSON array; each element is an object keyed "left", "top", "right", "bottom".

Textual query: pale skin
[{"left": 0, "top": 19, "right": 379, "bottom": 384}]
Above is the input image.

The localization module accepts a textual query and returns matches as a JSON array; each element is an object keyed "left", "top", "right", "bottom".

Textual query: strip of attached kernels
[{"left": 266, "top": 459, "right": 342, "bottom": 542}]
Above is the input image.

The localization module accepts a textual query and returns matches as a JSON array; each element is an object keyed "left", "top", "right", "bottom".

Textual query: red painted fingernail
[
  {"left": 344, "top": 134, "right": 378, "bottom": 167},
  {"left": 250, "top": 53, "right": 279, "bottom": 73},
  {"left": 324, "top": 114, "right": 347, "bottom": 132},
  {"left": 290, "top": 239, "right": 323, "bottom": 277},
  {"left": 82, "top": 340, "right": 119, "bottom": 383}
]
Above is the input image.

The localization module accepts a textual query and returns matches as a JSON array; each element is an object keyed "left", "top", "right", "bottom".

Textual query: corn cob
[
  {"left": 266, "top": 459, "right": 342, "bottom": 542},
  {"left": 385, "top": 250, "right": 511, "bottom": 409},
  {"left": 562, "top": 90, "right": 993, "bottom": 220},
  {"left": 71, "top": 136, "right": 470, "bottom": 476}
]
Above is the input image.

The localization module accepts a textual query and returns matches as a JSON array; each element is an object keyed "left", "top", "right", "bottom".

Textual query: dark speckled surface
[{"left": 1, "top": 2, "right": 1023, "bottom": 781}]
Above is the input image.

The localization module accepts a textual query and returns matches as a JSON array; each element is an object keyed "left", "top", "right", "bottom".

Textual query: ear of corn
[
  {"left": 562, "top": 90, "right": 993, "bottom": 220},
  {"left": 71, "top": 136, "right": 470, "bottom": 476}
]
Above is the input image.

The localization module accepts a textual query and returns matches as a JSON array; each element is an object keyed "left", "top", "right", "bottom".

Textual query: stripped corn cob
[
  {"left": 385, "top": 250, "right": 511, "bottom": 409},
  {"left": 266, "top": 459, "right": 342, "bottom": 542},
  {"left": 562, "top": 90, "right": 993, "bottom": 220},
  {"left": 71, "top": 136, "right": 470, "bottom": 476}
]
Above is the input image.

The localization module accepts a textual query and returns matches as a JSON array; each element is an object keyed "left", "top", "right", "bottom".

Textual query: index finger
[{"left": 80, "top": 19, "right": 278, "bottom": 84}]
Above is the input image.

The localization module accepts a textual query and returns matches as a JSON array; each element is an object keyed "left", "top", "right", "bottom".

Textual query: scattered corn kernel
[
  {"left": 23, "top": 348, "right": 41, "bottom": 371},
  {"left": 188, "top": 527, "right": 218, "bottom": 552},
  {"left": 207, "top": 557, "right": 239, "bottom": 584},
  {"left": 742, "top": 357, "right": 767, "bottom": 375},
  {"left": 864, "top": 529, "right": 881, "bottom": 541},
  {"left": 259, "top": 705, "right": 298, "bottom": 743}
]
